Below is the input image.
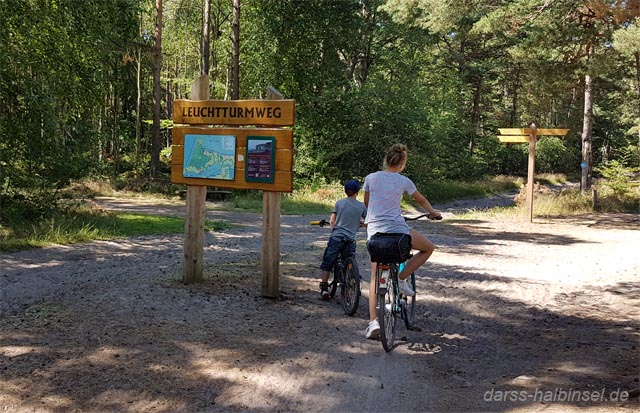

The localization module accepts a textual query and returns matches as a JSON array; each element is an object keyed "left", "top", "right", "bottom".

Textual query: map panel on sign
[{"left": 183, "top": 134, "right": 236, "bottom": 180}]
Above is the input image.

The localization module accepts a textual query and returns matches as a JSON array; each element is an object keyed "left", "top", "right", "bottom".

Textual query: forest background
[{"left": 1, "top": 0, "right": 639, "bottom": 212}]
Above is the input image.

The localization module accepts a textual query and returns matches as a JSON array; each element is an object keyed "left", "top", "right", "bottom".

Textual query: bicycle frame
[
  {"left": 309, "top": 222, "right": 362, "bottom": 316},
  {"left": 335, "top": 239, "right": 355, "bottom": 279},
  {"left": 373, "top": 214, "right": 439, "bottom": 351}
]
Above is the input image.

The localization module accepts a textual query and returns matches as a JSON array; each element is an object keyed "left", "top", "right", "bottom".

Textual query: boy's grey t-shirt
[
  {"left": 363, "top": 171, "right": 416, "bottom": 239},
  {"left": 331, "top": 198, "right": 367, "bottom": 240}
]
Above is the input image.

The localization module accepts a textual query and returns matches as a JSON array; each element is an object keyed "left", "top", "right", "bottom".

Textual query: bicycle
[
  {"left": 367, "top": 213, "right": 441, "bottom": 352},
  {"left": 310, "top": 219, "right": 361, "bottom": 316}
]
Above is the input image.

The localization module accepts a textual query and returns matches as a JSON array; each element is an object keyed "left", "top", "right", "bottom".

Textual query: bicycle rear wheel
[
  {"left": 340, "top": 258, "right": 360, "bottom": 316},
  {"left": 402, "top": 272, "right": 417, "bottom": 329},
  {"left": 378, "top": 268, "right": 398, "bottom": 352}
]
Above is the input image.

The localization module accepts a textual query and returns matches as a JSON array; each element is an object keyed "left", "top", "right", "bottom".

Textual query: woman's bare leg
[
  {"left": 398, "top": 229, "right": 435, "bottom": 280},
  {"left": 369, "top": 262, "right": 378, "bottom": 321}
]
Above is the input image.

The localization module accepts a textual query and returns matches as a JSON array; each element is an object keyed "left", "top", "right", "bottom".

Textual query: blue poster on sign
[{"left": 183, "top": 134, "right": 236, "bottom": 180}]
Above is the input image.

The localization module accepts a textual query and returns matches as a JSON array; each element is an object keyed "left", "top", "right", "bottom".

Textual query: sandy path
[{"left": 0, "top": 197, "right": 638, "bottom": 412}]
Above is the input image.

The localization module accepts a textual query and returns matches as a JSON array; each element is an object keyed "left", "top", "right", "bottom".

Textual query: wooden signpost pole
[
  {"left": 526, "top": 124, "right": 537, "bottom": 223},
  {"left": 497, "top": 126, "right": 569, "bottom": 223},
  {"left": 183, "top": 75, "right": 209, "bottom": 283},
  {"left": 262, "top": 87, "right": 283, "bottom": 298}
]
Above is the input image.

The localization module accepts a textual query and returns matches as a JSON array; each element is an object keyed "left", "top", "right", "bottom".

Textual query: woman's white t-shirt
[{"left": 363, "top": 171, "right": 416, "bottom": 239}]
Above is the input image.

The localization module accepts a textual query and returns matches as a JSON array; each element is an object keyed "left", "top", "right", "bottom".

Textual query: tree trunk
[
  {"left": 150, "top": 0, "right": 163, "bottom": 178},
  {"left": 469, "top": 75, "right": 483, "bottom": 154},
  {"left": 636, "top": 51, "right": 640, "bottom": 166},
  {"left": 203, "top": 0, "right": 211, "bottom": 76},
  {"left": 511, "top": 65, "right": 520, "bottom": 126},
  {"left": 581, "top": 74, "right": 594, "bottom": 191},
  {"left": 210, "top": 0, "right": 229, "bottom": 96},
  {"left": 112, "top": 79, "right": 119, "bottom": 175},
  {"left": 231, "top": 0, "right": 240, "bottom": 100},
  {"left": 135, "top": 47, "right": 142, "bottom": 161}
]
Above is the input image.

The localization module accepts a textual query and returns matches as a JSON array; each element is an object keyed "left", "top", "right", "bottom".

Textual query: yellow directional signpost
[{"left": 498, "top": 125, "right": 569, "bottom": 222}]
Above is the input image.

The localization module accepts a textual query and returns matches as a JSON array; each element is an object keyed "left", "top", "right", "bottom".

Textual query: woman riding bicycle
[{"left": 363, "top": 143, "right": 441, "bottom": 339}]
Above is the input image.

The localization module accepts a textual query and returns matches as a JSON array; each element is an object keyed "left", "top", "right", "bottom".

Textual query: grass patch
[
  {"left": 455, "top": 182, "right": 639, "bottom": 221},
  {"left": 531, "top": 189, "right": 594, "bottom": 216},
  {"left": 420, "top": 175, "right": 522, "bottom": 204},
  {"left": 0, "top": 207, "right": 232, "bottom": 252},
  {"left": 228, "top": 176, "right": 525, "bottom": 214},
  {"left": 534, "top": 173, "right": 568, "bottom": 186},
  {"left": 229, "top": 184, "right": 349, "bottom": 215},
  {"left": 449, "top": 206, "right": 523, "bottom": 221}
]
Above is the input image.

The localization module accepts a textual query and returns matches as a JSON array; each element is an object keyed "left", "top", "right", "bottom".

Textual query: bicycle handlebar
[
  {"left": 404, "top": 212, "right": 442, "bottom": 221},
  {"left": 311, "top": 213, "right": 440, "bottom": 227},
  {"left": 310, "top": 219, "right": 329, "bottom": 227}
]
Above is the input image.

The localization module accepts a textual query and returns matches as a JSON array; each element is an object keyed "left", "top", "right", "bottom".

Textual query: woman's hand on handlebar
[{"left": 404, "top": 211, "right": 443, "bottom": 221}]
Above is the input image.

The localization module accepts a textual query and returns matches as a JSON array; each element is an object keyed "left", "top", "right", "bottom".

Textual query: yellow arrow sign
[
  {"left": 536, "top": 128, "right": 569, "bottom": 136},
  {"left": 498, "top": 136, "right": 530, "bottom": 143},
  {"left": 499, "top": 128, "right": 533, "bottom": 135}
]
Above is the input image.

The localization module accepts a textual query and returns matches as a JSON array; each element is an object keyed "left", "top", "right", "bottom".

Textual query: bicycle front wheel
[
  {"left": 378, "top": 270, "right": 398, "bottom": 352},
  {"left": 340, "top": 258, "right": 360, "bottom": 316}
]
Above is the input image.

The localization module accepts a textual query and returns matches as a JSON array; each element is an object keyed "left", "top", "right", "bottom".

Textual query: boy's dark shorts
[{"left": 320, "top": 236, "right": 356, "bottom": 271}]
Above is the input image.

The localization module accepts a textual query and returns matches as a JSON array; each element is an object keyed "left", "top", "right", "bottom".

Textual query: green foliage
[
  {"left": 536, "top": 137, "right": 577, "bottom": 173},
  {"left": 613, "top": 18, "right": 640, "bottom": 56},
  {"left": 594, "top": 160, "right": 640, "bottom": 196},
  {"left": 0, "top": 0, "right": 638, "bottom": 203},
  {"left": 0, "top": 0, "right": 143, "bottom": 197}
]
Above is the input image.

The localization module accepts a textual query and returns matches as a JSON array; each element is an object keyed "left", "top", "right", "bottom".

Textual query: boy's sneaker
[
  {"left": 365, "top": 319, "right": 380, "bottom": 340},
  {"left": 319, "top": 281, "right": 330, "bottom": 301},
  {"left": 399, "top": 279, "right": 415, "bottom": 297}
]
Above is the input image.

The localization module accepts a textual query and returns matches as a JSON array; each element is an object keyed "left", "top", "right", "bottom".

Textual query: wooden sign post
[
  {"left": 498, "top": 125, "right": 569, "bottom": 222},
  {"left": 262, "top": 87, "right": 283, "bottom": 298},
  {"left": 183, "top": 75, "right": 209, "bottom": 284},
  {"left": 172, "top": 82, "right": 294, "bottom": 298}
]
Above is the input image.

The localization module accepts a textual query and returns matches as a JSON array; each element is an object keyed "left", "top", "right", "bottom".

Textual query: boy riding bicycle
[{"left": 319, "top": 179, "right": 367, "bottom": 300}]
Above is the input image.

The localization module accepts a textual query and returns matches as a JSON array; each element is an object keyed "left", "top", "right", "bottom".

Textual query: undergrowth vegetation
[{"left": 1, "top": 172, "right": 637, "bottom": 252}]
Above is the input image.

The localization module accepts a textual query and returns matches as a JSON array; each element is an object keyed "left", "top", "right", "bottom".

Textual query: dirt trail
[{"left": 1, "top": 196, "right": 639, "bottom": 412}]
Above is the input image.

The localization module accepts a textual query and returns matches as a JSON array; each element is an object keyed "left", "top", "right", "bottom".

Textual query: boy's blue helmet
[{"left": 344, "top": 179, "right": 360, "bottom": 193}]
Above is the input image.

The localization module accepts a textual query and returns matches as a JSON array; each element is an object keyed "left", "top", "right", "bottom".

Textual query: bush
[
  {"left": 536, "top": 137, "right": 577, "bottom": 173},
  {"left": 594, "top": 160, "right": 639, "bottom": 197}
]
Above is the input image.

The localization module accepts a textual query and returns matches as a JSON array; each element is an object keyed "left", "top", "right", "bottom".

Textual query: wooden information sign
[
  {"left": 171, "top": 126, "right": 293, "bottom": 192},
  {"left": 173, "top": 81, "right": 294, "bottom": 296}
]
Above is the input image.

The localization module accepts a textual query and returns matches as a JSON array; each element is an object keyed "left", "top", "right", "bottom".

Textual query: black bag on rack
[{"left": 367, "top": 233, "right": 412, "bottom": 263}]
